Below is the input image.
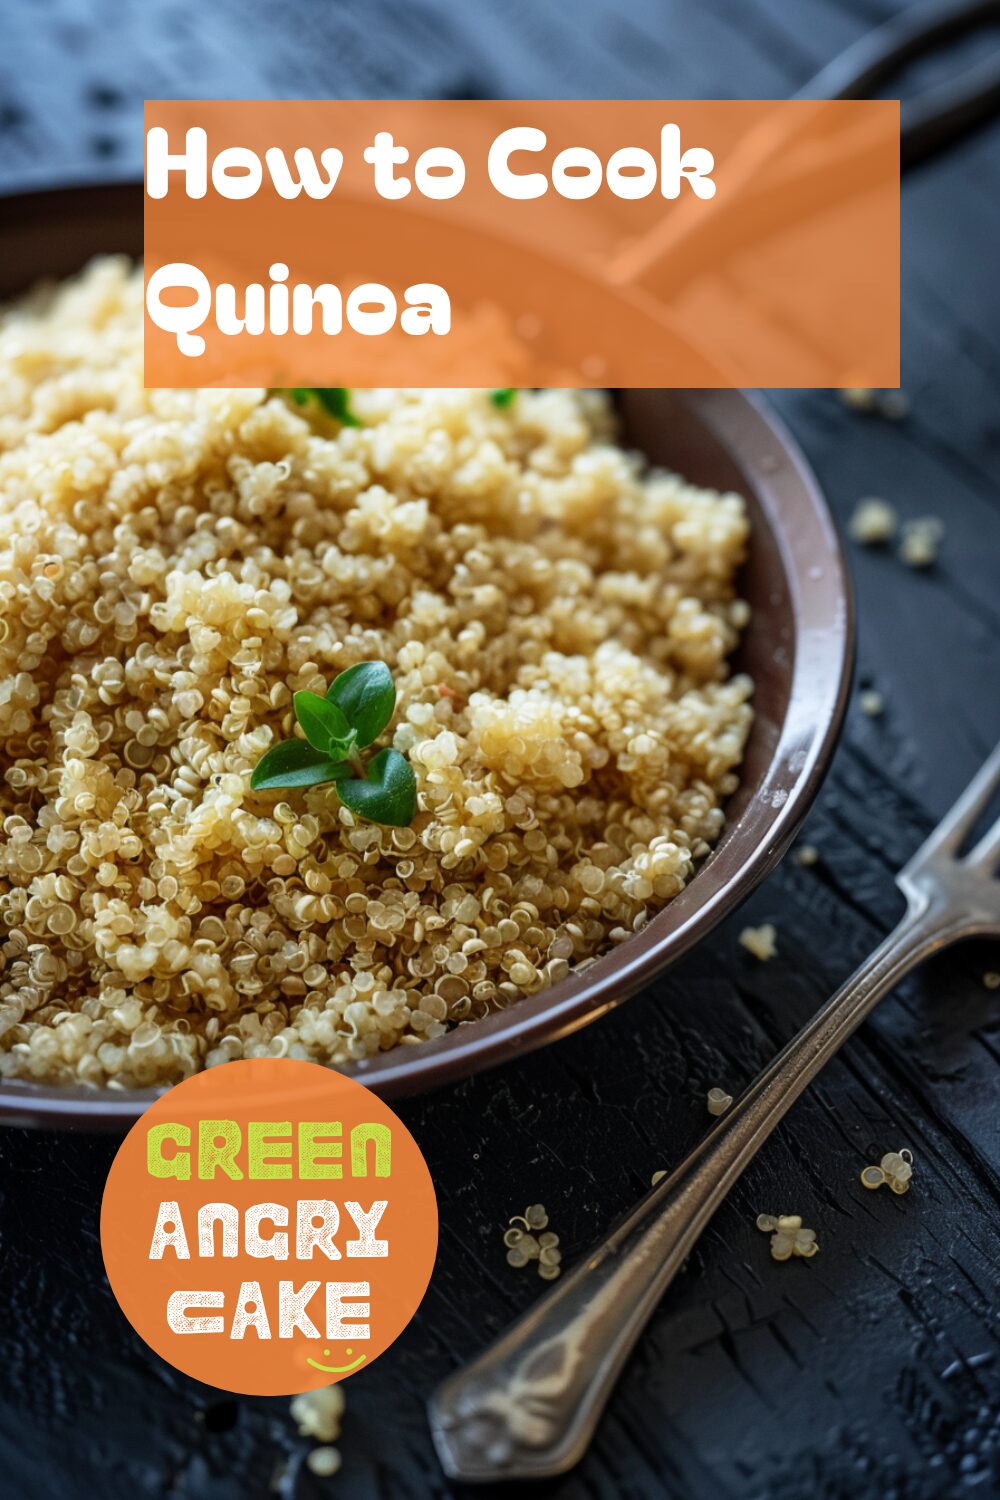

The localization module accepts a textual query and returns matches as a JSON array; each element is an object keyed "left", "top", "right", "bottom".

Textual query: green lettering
[
  {"left": 247, "top": 1121, "right": 292, "bottom": 1179},
  {"left": 146, "top": 1122, "right": 190, "bottom": 1179},
  {"left": 350, "top": 1122, "right": 392, "bottom": 1177},
  {"left": 298, "top": 1121, "right": 343, "bottom": 1179},
  {"left": 197, "top": 1118, "right": 244, "bottom": 1180}
]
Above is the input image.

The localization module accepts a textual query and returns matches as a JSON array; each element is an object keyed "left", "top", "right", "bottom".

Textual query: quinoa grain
[
  {"left": 849, "top": 498, "right": 898, "bottom": 546},
  {"left": 739, "top": 923, "right": 777, "bottom": 961}
]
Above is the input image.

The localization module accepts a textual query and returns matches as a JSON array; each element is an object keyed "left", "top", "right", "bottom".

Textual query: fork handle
[{"left": 429, "top": 905, "right": 946, "bottom": 1482}]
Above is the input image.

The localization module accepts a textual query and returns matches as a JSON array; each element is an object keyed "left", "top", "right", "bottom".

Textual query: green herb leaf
[
  {"left": 489, "top": 388, "right": 516, "bottom": 408},
  {"left": 251, "top": 659, "right": 417, "bottom": 825},
  {"left": 249, "top": 738, "right": 350, "bottom": 792},
  {"left": 326, "top": 661, "right": 396, "bottom": 749},
  {"left": 287, "top": 387, "right": 361, "bottom": 427},
  {"left": 336, "top": 747, "right": 417, "bottom": 827},
  {"left": 292, "top": 690, "right": 353, "bottom": 755}
]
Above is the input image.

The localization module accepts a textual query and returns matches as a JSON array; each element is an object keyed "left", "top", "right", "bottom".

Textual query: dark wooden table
[{"left": 2, "top": 2, "right": 999, "bottom": 1497}]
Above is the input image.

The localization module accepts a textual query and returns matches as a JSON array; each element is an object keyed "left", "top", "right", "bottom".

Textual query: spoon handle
[{"left": 429, "top": 907, "right": 937, "bottom": 1483}]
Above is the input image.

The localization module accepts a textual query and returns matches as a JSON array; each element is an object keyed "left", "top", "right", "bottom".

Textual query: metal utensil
[
  {"left": 611, "top": 0, "right": 1000, "bottom": 293},
  {"left": 430, "top": 741, "right": 1000, "bottom": 1482},
  {"left": 798, "top": 0, "right": 1000, "bottom": 168}
]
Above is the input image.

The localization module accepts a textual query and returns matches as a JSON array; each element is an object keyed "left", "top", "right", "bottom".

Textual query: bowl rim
[{"left": 0, "top": 374, "right": 852, "bottom": 1127}]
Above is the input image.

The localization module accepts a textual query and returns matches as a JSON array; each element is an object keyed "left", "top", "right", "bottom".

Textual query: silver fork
[{"left": 429, "top": 742, "right": 1000, "bottom": 1483}]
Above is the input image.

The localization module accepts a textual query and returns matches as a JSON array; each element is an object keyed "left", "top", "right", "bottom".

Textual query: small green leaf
[
  {"left": 286, "top": 387, "right": 360, "bottom": 427},
  {"left": 250, "top": 738, "right": 350, "bottom": 792},
  {"left": 489, "top": 388, "right": 516, "bottom": 408},
  {"left": 326, "top": 661, "right": 396, "bottom": 749},
  {"left": 336, "top": 747, "right": 417, "bottom": 827},
  {"left": 314, "top": 388, "right": 361, "bottom": 426},
  {"left": 252, "top": 659, "right": 416, "bottom": 825},
  {"left": 293, "top": 690, "right": 353, "bottom": 754}
]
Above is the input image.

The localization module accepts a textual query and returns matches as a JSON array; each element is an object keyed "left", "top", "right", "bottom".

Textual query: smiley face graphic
[{"left": 306, "top": 1346, "right": 368, "bottom": 1374}]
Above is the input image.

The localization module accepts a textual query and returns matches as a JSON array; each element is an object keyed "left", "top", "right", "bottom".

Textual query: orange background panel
[{"left": 144, "top": 99, "right": 899, "bottom": 389}]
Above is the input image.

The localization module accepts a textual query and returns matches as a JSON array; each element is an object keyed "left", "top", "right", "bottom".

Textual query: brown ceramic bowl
[{"left": 0, "top": 183, "right": 853, "bottom": 1127}]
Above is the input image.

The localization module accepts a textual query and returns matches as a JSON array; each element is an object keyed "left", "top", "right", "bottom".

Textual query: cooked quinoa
[{"left": 0, "top": 258, "right": 752, "bottom": 1089}]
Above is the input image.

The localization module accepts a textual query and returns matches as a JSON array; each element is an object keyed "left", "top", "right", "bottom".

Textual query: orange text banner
[{"left": 144, "top": 99, "right": 899, "bottom": 389}]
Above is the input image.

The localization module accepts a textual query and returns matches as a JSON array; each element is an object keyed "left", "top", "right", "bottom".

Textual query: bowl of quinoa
[{"left": 0, "top": 193, "right": 852, "bottom": 1125}]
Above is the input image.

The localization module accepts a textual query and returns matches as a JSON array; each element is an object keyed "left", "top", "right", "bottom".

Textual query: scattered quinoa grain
[
  {"left": 306, "top": 1446, "right": 342, "bottom": 1478},
  {"left": 859, "top": 690, "right": 884, "bottom": 717},
  {"left": 739, "top": 923, "right": 777, "bottom": 961},
  {"left": 983, "top": 972, "right": 1000, "bottom": 991},
  {"left": 756, "top": 1211, "right": 818, "bottom": 1260},
  {"left": 839, "top": 387, "right": 876, "bottom": 411},
  {"left": 795, "top": 844, "right": 819, "bottom": 867},
  {"left": 706, "top": 1086, "right": 733, "bottom": 1116},
  {"left": 772, "top": 1224, "right": 818, "bottom": 1261},
  {"left": 899, "top": 517, "right": 944, "bottom": 568},
  {"left": 504, "top": 1204, "right": 561, "bottom": 1280},
  {"left": 849, "top": 498, "right": 898, "bottom": 546},
  {"left": 838, "top": 388, "right": 908, "bottom": 420},
  {"left": 290, "top": 1385, "right": 345, "bottom": 1444}
]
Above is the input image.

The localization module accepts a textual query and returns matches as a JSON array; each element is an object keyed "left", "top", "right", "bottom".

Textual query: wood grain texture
[{"left": 1, "top": 1, "right": 999, "bottom": 1496}]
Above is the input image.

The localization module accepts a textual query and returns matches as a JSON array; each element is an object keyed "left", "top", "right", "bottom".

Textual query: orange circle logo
[{"left": 101, "top": 1059, "right": 437, "bottom": 1395}]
